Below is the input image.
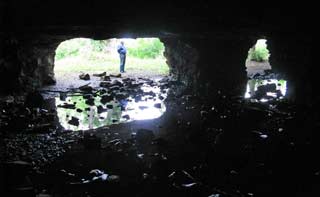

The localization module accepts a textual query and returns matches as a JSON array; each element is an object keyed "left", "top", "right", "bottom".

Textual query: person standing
[{"left": 117, "top": 41, "right": 127, "bottom": 73}]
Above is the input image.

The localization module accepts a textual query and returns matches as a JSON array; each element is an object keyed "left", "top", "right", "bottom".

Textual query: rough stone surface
[{"left": 0, "top": 1, "right": 315, "bottom": 102}]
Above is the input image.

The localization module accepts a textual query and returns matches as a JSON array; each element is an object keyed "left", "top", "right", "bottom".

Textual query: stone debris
[
  {"left": 1, "top": 75, "right": 309, "bottom": 197},
  {"left": 79, "top": 73, "right": 90, "bottom": 80},
  {"left": 92, "top": 71, "right": 106, "bottom": 77}
]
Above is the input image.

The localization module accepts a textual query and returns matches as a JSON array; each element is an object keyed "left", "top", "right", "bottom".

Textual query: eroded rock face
[
  {"left": 0, "top": 37, "right": 21, "bottom": 93},
  {"left": 0, "top": 33, "right": 313, "bottom": 104},
  {"left": 268, "top": 36, "right": 314, "bottom": 104},
  {"left": 162, "top": 38, "right": 199, "bottom": 91},
  {"left": 0, "top": 37, "right": 57, "bottom": 93},
  {"left": 0, "top": 1, "right": 315, "bottom": 104},
  {"left": 163, "top": 37, "right": 250, "bottom": 97}
]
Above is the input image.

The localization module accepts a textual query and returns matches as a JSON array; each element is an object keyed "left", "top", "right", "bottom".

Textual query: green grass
[
  {"left": 247, "top": 39, "right": 270, "bottom": 62},
  {"left": 54, "top": 53, "right": 169, "bottom": 77}
]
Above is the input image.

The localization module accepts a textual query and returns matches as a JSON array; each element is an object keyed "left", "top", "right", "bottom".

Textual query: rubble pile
[{"left": 1, "top": 75, "right": 319, "bottom": 196}]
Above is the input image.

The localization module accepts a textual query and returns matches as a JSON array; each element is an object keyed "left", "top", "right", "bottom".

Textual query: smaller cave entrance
[
  {"left": 245, "top": 39, "right": 271, "bottom": 77},
  {"left": 244, "top": 39, "right": 287, "bottom": 102}
]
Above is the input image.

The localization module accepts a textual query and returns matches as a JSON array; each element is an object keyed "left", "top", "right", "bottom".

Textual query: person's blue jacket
[{"left": 117, "top": 45, "right": 127, "bottom": 55}]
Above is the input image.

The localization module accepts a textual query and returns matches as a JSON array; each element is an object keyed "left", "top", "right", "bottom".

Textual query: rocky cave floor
[{"left": 1, "top": 72, "right": 320, "bottom": 197}]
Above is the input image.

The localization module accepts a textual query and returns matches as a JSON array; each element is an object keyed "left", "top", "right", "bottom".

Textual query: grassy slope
[{"left": 54, "top": 54, "right": 169, "bottom": 77}]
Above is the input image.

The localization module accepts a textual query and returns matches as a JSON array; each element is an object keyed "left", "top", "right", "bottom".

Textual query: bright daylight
[{"left": 54, "top": 38, "right": 169, "bottom": 84}]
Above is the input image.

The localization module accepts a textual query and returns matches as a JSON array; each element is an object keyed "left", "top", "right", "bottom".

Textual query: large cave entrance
[
  {"left": 1, "top": 1, "right": 317, "bottom": 196},
  {"left": 48, "top": 38, "right": 170, "bottom": 130},
  {"left": 53, "top": 38, "right": 169, "bottom": 89}
]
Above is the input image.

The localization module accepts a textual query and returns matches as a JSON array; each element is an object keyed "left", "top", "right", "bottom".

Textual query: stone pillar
[
  {"left": 0, "top": 37, "right": 21, "bottom": 93},
  {"left": 162, "top": 36, "right": 251, "bottom": 98},
  {"left": 161, "top": 37, "right": 199, "bottom": 88},
  {"left": 17, "top": 39, "right": 58, "bottom": 91},
  {"left": 268, "top": 35, "right": 314, "bottom": 104},
  {"left": 36, "top": 46, "right": 56, "bottom": 86}
]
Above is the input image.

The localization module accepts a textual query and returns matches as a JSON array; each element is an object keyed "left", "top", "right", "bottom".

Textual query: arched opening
[
  {"left": 54, "top": 38, "right": 169, "bottom": 88},
  {"left": 50, "top": 37, "right": 170, "bottom": 130},
  {"left": 244, "top": 39, "right": 287, "bottom": 102},
  {"left": 245, "top": 39, "right": 271, "bottom": 77}
]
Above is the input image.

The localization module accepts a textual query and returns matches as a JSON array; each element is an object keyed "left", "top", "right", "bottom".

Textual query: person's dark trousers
[{"left": 120, "top": 54, "right": 126, "bottom": 73}]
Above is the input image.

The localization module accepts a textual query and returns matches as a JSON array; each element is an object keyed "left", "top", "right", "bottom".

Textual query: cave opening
[
  {"left": 244, "top": 38, "right": 287, "bottom": 102},
  {"left": 50, "top": 37, "right": 170, "bottom": 130},
  {"left": 54, "top": 37, "right": 169, "bottom": 85},
  {"left": 1, "top": 2, "right": 317, "bottom": 196}
]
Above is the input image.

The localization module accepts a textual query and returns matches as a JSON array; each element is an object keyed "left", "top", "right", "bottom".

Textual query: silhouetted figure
[{"left": 117, "top": 41, "right": 127, "bottom": 73}]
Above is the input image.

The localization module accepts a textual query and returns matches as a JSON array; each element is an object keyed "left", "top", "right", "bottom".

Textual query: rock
[
  {"left": 93, "top": 72, "right": 106, "bottom": 77},
  {"left": 79, "top": 84, "right": 93, "bottom": 92},
  {"left": 109, "top": 85, "right": 120, "bottom": 91},
  {"left": 200, "top": 110, "right": 208, "bottom": 117},
  {"left": 59, "top": 92, "right": 67, "bottom": 101},
  {"left": 100, "top": 81, "right": 111, "bottom": 87},
  {"left": 110, "top": 73, "right": 121, "bottom": 78},
  {"left": 253, "top": 83, "right": 277, "bottom": 99},
  {"left": 36, "top": 192, "right": 52, "bottom": 197},
  {"left": 68, "top": 117, "right": 79, "bottom": 126},
  {"left": 154, "top": 103, "right": 161, "bottom": 108},
  {"left": 122, "top": 78, "right": 131, "bottom": 83},
  {"left": 76, "top": 108, "right": 83, "bottom": 113},
  {"left": 101, "top": 94, "right": 114, "bottom": 104},
  {"left": 107, "top": 175, "right": 120, "bottom": 182},
  {"left": 112, "top": 80, "right": 123, "bottom": 86},
  {"left": 144, "top": 91, "right": 156, "bottom": 97},
  {"left": 90, "top": 169, "right": 104, "bottom": 176},
  {"left": 31, "top": 123, "right": 54, "bottom": 132},
  {"left": 168, "top": 170, "right": 196, "bottom": 189},
  {"left": 6, "top": 160, "right": 32, "bottom": 166},
  {"left": 97, "top": 105, "right": 107, "bottom": 114},
  {"left": 2, "top": 95, "right": 15, "bottom": 103},
  {"left": 136, "top": 129, "right": 155, "bottom": 145},
  {"left": 181, "top": 182, "right": 197, "bottom": 188},
  {"left": 275, "top": 89, "right": 283, "bottom": 97},
  {"left": 25, "top": 91, "right": 44, "bottom": 107},
  {"left": 135, "top": 95, "right": 142, "bottom": 102},
  {"left": 79, "top": 73, "right": 90, "bottom": 80},
  {"left": 57, "top": 103, "right": 76, "bottom": 109},
  {"left": 73, "top": 169, "right": 120, "bottom": 184},
  {"left": 85, "top": 98, "right": 95, "bottom": 106},
  {"left": 102, "top": 75, "right": 111, "bottom": 81},
  {"left": 138, "top": 106, "right": 148, "bottom": 110},
  {"left": 115, "top": 93, "right": 127, "bottom": 100},
  {"left": 122, "top": 114, "right": 130, "bottom": 120},
  {"left": 208, "top": 194, "right": 221, "bottom": 197},
  {"left": 106, "top": 104, "right": 113, "bottom": 109},
  {"left": 98, "top": 89, "right": 107, "bottom": 94},
  {"left": 83, "top": 94, "right": 92, "bottom": 100},
  {"left": 83, "top": 133, "right": 101, "bottom": 149}
]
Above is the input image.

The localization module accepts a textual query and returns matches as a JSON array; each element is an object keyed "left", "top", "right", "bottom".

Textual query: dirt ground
[
  {"left": 1, "top": 73, "right": 320, "bottom": 197},
  {"left": 44, "top": 71, "right": 166, "bottom": 93}
]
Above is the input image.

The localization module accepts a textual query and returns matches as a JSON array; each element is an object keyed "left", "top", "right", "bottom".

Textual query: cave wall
[
  {"left": 0, "top": 0, "right": 316, "bottom": 103},
  {"left": 18, "top": 40, "right": 57, "bottom": 89},
  {"left": 268, "top": 35, "right": 314, "bottom": 104},
  {"left": 163, "top": 36, "right": 253, "bottom": 97},
  {"left": 0, "top": 36, "right": 21, "bottom": 93},
  {"left": 0, "top": 36, "right": 57, "bottom": 94}
]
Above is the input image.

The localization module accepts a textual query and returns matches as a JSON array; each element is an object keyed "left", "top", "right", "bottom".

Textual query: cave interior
[{"left": 0, "top": 1, "right": 318, "bottom": 196}]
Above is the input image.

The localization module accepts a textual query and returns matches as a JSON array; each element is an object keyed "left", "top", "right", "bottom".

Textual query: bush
[
  {"left": 247, "top": 39, "right": 270, "bottom": 62},
  {"left": 55, "top": 38, "right": 165, "bottom": 61},
  {"left": 127, "top": 38, "right": 164, "bottom": 59},
  {"left": 90, "top": 40, "right": 108, "bottom": 52}
]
